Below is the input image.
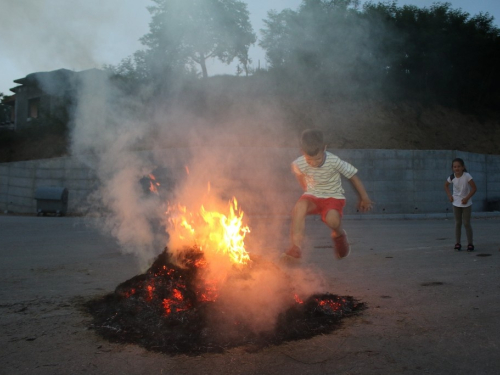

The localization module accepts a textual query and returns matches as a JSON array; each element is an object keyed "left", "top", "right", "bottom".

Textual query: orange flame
[
  {"left": 148, "top": 174, "right": 160, "bottom": 194},
  {"left": 199, "top": 199, "right": 250, "bottom": 264},
  {"left": 167, "top": 197, "right": 251, "bottom": 265}
]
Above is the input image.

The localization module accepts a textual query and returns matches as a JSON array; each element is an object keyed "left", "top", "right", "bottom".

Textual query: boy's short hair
[{"left": 300, "top": 129, "right": 325, "bottom": 156}]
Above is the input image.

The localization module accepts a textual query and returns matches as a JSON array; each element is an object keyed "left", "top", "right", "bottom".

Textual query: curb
[{"left": 343, "top": 212, "right": 500, "bottom": 220}]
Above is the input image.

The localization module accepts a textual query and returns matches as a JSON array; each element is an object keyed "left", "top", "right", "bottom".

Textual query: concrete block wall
[
  {"left": 338, "top": 149, "right": 445, "bottom": 215},
  {"left": 0, "top": 157, "right": 98, "bottom": 214},
  {"left": 337, "top": 149, "right": 494, "bottom": 215},
  {"left": 1, "top": 149, "right": 499, "bottom": 216},
  {"left": 485, "top": 154, "right": 500, "bottom": 209}
]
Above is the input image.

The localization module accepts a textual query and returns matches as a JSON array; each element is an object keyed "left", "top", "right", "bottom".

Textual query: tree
[
  {"left": 260, "top": 0, "right": 378, "bottom": 97},
  {"left": 260, "top": 0, "right": 500, "bottom": 108},
  {"left": 375, "top": 2, "right": 500, "bottom": 107},
  {"left": 141, "top": 0, "right": 256, "bottom": 78}
]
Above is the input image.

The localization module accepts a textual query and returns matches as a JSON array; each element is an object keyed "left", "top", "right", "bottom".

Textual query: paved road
[{"left": 1, "top": 214, "right": 499, "bottom": 375}]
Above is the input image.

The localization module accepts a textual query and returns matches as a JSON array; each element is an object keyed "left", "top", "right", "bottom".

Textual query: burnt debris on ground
[{"left": 85, "top": 248, "right": 365, "bottom": 355}]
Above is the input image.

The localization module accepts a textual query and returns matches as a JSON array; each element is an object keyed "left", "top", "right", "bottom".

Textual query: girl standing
[{"left": 444, "top": 158, "right": 477, "bottom": 251}]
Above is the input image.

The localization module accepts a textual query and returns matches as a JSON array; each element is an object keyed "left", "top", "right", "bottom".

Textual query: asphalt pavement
[{"left": 1, "top": 214, "right": 499, "bottom": 375}]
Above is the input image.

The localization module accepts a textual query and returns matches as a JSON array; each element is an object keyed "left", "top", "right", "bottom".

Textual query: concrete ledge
[
  {"left": 248, "top": 211, "right": 500, "bottom": 221},
  {"left": 343, "top": 211, "right": 500, "bottom": 220},
  {"left": 2, "top": 149, "right": 500, "bottom": 217}
]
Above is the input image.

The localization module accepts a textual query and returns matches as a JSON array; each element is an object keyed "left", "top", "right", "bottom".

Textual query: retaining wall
[
  {"left": 0, "top": 157, "right": 98, "bottom": 214},
  {"left": 1, "top": 149, "right": 499, "bottom": 216}
]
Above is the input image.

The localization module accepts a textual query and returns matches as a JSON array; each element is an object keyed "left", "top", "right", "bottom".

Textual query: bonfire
[{"left": 86, "top": 196, "right": 365, "bottom": 354}]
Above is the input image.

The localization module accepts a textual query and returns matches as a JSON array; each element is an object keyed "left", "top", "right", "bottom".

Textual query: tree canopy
[
  {"left": 105, "top": 0, "right": 500, "bottom": 111},
  {"left": 259, "top": 0, "right": 500, "bottom": 108},
  {"left": 140, "top": 0, "right": 256, "bottom": 79}
]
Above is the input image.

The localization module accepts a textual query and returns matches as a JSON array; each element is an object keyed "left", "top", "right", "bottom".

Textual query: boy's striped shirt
[{"left": 292, "top": 151, "right": 357, "bottom": 199}]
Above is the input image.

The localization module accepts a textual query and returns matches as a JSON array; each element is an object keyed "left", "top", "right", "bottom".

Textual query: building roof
[
  {"left": 9, "top": 68, "right": 107, "bottom": 94},
  {"left": 10, "top": 69, "right": 74, "bottom": 93}
]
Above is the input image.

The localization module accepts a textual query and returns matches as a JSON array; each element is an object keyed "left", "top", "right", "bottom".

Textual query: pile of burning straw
[{"left": 86, "top": 247, "right": 365, "bottom": 354}]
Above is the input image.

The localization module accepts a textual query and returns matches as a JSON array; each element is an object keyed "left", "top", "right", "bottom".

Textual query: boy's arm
[
  {"left": 291, "top": 163, "right": 308, "bottom": 191},
  {"left": 294, "top": 172, "right": 308, "bottom": 191},
  {"left": 349, "top": 175, "right": 373, "bottom": 212}
]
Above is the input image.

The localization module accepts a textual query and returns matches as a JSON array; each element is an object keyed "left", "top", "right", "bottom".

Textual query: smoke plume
[{"left": 65, "top": 0, "right": 379, "bottom": 333}]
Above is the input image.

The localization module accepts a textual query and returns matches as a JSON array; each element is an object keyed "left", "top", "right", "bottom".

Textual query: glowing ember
[
  {"left": 197, "top": 276, "right": 223, "bottom": 302},
  {"left": 86, "top": 249, "right": 365, "bottom": 354},
  {"left": 162, "top": 288, "right": 190, "bottom": 315},
  {"left": 294, "top": 293, "right": 304, "bottom": 304}
]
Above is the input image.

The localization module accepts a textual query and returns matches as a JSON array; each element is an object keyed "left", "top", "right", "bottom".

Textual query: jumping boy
[{"left": 283, "top": 129, "right": 373, "bottom": 260}]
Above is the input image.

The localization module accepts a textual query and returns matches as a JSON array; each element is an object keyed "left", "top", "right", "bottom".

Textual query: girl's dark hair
[{"left": 452, "top": 158, "right": 467, "bottom": 172}]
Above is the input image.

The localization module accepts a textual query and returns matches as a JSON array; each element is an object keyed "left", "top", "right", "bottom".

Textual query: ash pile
[{"left": 86, "top": 248, "right": 365, "bottom": 354}]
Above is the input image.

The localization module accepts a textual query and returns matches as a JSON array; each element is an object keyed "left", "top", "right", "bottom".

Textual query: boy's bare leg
[
  {"left": 324, "top": 209, "right": 350, "bottom": 259},
  {"left": 324, "top": 209, "right": 342, "bottom": 236},
  {"left": 290, "top": 199, "right": 316, "bottom": 248}
]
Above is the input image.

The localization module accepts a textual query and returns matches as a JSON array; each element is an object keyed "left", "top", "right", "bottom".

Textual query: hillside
[
  {"left": 1, "top": 97, "right": 499, "bottom": 164},
  {"left": 283, "top": 99, "right": 500, "bottom": 154}
]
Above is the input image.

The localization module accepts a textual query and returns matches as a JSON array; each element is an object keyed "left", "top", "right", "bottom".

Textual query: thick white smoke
[
  {"left": 63, "top": 0, "right": 357, "bottom": 333},
  {"left": 68, "top": 69, "right": 328, "bottom": 333},
  {"left": 70, "top": 71, "right": 167, "bottom": 267}
]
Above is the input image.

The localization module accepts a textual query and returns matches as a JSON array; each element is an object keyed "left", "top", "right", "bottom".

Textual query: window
[{"left": 28, "top": 97, "right": 40, "bottom": 119}]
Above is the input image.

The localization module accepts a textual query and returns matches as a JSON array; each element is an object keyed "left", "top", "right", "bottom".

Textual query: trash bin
[
  {"left": 485, "top": 199, "right": 500, "bottom": 212},
  {"left": 34, "top": 187, "right": 69, "bottom": 216}
]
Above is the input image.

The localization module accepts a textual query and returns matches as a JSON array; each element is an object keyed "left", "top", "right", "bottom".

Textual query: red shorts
[{"left": 299, "top": 195, "right": 346, "bottom": 222}]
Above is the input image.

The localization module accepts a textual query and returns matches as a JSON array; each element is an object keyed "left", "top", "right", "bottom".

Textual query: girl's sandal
[
  {"left": 466, "top": 244, "right": 475, "bottom": 252},
  {"left": 454, "top": 243, "right": 462, "bottom": 251}
]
